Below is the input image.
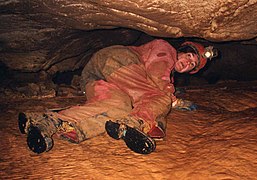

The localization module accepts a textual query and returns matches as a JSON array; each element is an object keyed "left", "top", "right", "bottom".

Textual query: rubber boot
[
  {"left": 27, "top": 126, "right": 53, "bottom": 154},
  {"left": 105, "top": 120, "right": 156, "bottom": 154},
  {"left": 18, "top": 112, "right": 57, "bottom": 154},
  {"left": 18, "top": 112, "right": 28, "bottom": 134}
]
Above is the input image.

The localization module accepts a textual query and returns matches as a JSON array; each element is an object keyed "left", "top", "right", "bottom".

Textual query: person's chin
[
  {"left": 175, "top": 65, "right": 182, "bottom": 72},
  {"left": 175, "top": 68, "right": 184, "bottom": 73}
]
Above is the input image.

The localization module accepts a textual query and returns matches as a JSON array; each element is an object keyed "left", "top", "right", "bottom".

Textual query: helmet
[{"left": 180, "top": 41, "right": 218, "bottom": 74}]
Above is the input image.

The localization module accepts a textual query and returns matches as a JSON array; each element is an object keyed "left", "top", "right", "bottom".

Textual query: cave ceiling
[
  {"left": 9, "top": 0, "right": 257, "bottom": 40},
  {"left": 0, "top": 0, "right": 257, "bottom": 75}
]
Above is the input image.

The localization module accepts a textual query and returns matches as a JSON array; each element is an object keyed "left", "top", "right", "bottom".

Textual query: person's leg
[
  {"left": 55, "top": 80, "right": 156, "bottom": 154},
  {"left": 18, "top": 112, "right": 61, "bottom": 153},
  {"left": 18, "top": 80, "right": 140, "bottom": 154},
  {"left": 54, "top": 80, "right": 134, "bottom": 142}
]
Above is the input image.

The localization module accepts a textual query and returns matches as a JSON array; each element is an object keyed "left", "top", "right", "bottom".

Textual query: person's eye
[
  {"left": 187, "top": 53, "right": 193, "bottom": 59},
  {"left": 190, "top": 62, "right": 196, "bottom": 67}
]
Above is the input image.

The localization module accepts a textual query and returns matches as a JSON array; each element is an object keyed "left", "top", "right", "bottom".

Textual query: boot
[
  {"left": 105, "top": 120, "right": 156, "bottom": 154},
  {"left": 27, "top": 126, "right": 53, "bottom": 154},
  {"left": 18, "top": 112, "right": 56, "bottom": 154},
  {"left": 18, "top": 112, "right": 28, "bottom": 134}
]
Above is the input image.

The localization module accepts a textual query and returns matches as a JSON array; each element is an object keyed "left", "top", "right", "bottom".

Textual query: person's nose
[{"left": 186, "top": 60, "right": 191, "bottom": 65}]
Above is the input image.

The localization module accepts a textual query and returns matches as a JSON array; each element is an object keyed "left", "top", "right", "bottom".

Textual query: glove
[
  {"left": 175, "top": 87, "right": 186, "bottom": 95},
  {"left": 172, "top": 98, "right": 197, "bottom": 111}
]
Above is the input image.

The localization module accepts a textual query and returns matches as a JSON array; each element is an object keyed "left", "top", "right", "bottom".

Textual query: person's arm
[
  {"left": 106, "top": 61, "right": 172, "bottom": 134},
  {"left": 133, "top": 39, "right": 197, "bottom": 112},
  {"left": 169, "top": 77, "right": 197, "bottom": 111},
  {"left": 127, "top": 40, "right": 176, "bottom": 133}
]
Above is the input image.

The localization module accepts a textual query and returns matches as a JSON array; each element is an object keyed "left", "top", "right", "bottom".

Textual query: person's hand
[{"left": 172, "top": 98, "right": 197, "bottom": 111}]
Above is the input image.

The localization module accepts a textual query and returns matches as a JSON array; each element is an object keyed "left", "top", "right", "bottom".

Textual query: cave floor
[{"left": 0, "top": 81, "right": 257, "bottom": 179}]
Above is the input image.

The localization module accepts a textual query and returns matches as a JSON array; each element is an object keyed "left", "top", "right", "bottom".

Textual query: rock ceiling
[
  {"left": 0, "top": 0, "right": 257, "bottom": 74},
  {"left": 6, "top": 0, "right": 256, "bottom": 41}
]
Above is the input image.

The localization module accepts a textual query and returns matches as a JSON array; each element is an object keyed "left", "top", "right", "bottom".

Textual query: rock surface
[
  {"left": 0, "top": 0, "right": 257, "bottom": 75},
  {"left": 0, "top": 81, "right": 256, "bottom": 179},
  {"left": 1, "top": 0, "right": 257, "bottom": 40},
  {"left": 0, "top": 1, "right": 256, "bottom": 178}
]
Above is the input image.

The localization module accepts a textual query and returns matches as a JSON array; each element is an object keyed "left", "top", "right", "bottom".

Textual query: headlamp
[{"left": 203, "top": 46, "right": 218, "bottom": 59}]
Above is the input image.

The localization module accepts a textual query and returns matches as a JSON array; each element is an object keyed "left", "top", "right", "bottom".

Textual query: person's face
[{"left": 175, "top": 52, "right": 199, "bottom": 73}]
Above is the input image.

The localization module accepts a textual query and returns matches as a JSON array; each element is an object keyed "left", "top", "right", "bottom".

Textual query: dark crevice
[{"left": 52, "top": 69, "right": 82, "bottom": 85}]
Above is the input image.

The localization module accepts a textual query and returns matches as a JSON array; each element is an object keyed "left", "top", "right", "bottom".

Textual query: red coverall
[{"left": 54, "top": 39, "right": 178, "bottom": 143}]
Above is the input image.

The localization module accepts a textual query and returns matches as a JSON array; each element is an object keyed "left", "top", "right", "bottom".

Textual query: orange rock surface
[{"left": 1, "top": 81, "right": 256, "bottom": 179}]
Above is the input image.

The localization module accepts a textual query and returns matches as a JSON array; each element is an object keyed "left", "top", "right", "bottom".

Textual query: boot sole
[
  {"left": 123, "top": 126, "right": 156, "bottom": 154},
  {"left": 18, "top": 112, "right": 28, "bottom": 134},
  {"left": 27, "top": 126, "right": 53, "bottom": 154},
  {"left": 105, "top": 120, "right": 121, "bottom": 140},
  {"left": 105, "top": 120, "right": 156, "bottom": 154}
]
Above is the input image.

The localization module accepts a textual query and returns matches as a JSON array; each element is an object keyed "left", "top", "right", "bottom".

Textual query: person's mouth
[{"left": 179, "top": 62, "right": 185, "bottom": 70}]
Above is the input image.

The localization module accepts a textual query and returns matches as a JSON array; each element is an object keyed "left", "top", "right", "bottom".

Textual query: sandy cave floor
[{"left": 0, "top": 81, "right": 257, "bottom": 180}]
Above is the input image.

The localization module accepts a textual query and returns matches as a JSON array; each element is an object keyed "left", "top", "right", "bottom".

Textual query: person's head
[{"left": 175, "top": 41, "right": 217, "bottom": 74}]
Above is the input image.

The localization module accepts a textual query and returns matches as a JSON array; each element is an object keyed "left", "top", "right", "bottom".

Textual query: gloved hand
[
  {"left": 172, "top": 98, "right": 197, "bottom": 111},
  {"left": 175, "top": 87, "right": 186, "bottom": 95}
]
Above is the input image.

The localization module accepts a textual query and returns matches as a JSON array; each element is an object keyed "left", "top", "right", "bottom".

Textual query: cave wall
[{"left": 0, "top": 0, "right": 257, "bottom": 95}]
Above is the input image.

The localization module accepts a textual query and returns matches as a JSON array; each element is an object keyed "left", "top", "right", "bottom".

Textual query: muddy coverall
[{"left": 35, "top": 39, "right": 178, "bottom": 143}]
